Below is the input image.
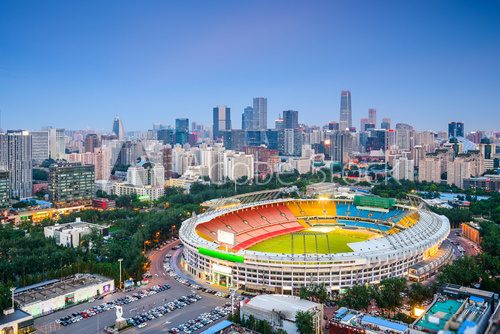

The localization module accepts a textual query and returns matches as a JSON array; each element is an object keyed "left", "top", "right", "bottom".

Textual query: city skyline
[{"left": 1, "top": 1, "right": 499, "bottom": 131}]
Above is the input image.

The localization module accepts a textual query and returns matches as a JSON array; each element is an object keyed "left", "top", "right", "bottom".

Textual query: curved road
[{"left": 34, "top": 239, "right": 226, "bottom": 333}]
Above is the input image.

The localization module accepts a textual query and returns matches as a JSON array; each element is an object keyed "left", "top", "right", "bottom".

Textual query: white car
[{"left": 138, "top": 322, "right": 147, "bottom": 328}]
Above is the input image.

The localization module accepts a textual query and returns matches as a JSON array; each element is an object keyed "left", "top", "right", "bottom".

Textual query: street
[{"left": 34, "top": 240, "right": 227, "bottom": 333}]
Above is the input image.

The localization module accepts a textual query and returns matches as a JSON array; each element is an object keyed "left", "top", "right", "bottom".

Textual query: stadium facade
[{"left": 179, "top": 192, "right": 450, "bottom": 294}]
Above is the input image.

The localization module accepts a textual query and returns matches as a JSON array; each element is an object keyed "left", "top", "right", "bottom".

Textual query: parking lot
[
  {"left": 56, "top": 284, "right": 172, "bottom": 327},
  {"left": 34, "top": 240, "right": 230, "bottom": 333}
]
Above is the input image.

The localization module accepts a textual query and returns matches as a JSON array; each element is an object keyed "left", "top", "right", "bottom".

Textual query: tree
[
  {"left": 340, "top": 284, "right": 373, "bottom": 311},
  {"left": 295, "top": 311, "right": 314, "bottom": 334},
  {"left": 438, "top": 256, "right": 481, "bottom": 287},
  {"left": 373, "top": 277, "right": 406, "bottom": 316},
  {"left": 407, "top": 283, "right": 433, "bottom": 308}
]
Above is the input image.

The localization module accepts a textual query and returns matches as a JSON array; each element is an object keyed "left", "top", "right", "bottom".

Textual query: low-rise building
[
  {"left": 463, "top": 174, "right": 500, "bottom": 192},
  {"left": 461, "top": 222, "right": 482, "bottom": 245},
  {"left": 330, "top": 307, "right": 409, "bottom": 334},
  {"left": 44, "top": 218, "right": 109, "bottom": 248},
  {"left": 92, "top": 198, "right": 116, "bottom": 210},
  {"left": 112, "top": 182, "right": 164, "bottom": 200},
  {"left": 240, "top": 294, "right": 323, "bottom": 334},
  {"left": 411, "top": 285, "right": 497, "bottom": 334},
  {"left": 0, "top": 309, "right": 34, "bottom": 334},
  {"left": 14, "top": 274, "right": 114, "bottom": 317}
]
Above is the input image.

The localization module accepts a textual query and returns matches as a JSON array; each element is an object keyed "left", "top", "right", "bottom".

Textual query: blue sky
[{"left": 0, "top": 0, "right": 499, "bottom": 132}]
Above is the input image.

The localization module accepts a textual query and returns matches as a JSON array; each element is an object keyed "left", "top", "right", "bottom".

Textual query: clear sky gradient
[{"left": 1, "top": 0, "right": 499, "bottom": 132}]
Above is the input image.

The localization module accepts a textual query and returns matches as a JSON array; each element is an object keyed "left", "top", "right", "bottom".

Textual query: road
[
  {"left": 448, "top": 228, "right": 481, "bottom": 257},
  {"left": 34, "top": 240, "right": 226, "bottom": 333}
]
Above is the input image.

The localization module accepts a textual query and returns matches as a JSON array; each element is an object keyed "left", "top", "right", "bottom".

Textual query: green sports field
[{"left": 247, "top": 228, "right": 375, "bottom": 254}]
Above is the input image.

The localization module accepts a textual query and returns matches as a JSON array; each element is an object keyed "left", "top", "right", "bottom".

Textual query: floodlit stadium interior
[{"left": 179, "top": 192, "right": 450, "bottom": 294}]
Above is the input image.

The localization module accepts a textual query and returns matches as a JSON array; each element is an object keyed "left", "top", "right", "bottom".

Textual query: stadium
[{"left": 179, "top": 189, "right": 451, "bottom": 294}]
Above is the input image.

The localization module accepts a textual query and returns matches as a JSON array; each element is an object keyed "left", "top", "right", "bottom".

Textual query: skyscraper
[
  {"left": 48, "top": 128, "right": 66, "bottom": 160},
  {"left": 381, "top": 118, "right": 391, "bottom": 130},
  {"left": 368, "top": 108, "right": 377, "bottom": 126},
  {"left": 112, "top": 116, "right": 125, "bottom": 140},
  {"left": 84, "top": 133, "right": 100, "bottom": 153},
  {"left": 253, "top": 97, "right": 267, "bottom": 130},
  {"left": 339, "top": 90, "right": 352, "bottom": 131},
  {"left": 213, "top": 105, "right": 231, "bottom": 140},
  {"left": 31, "top": 130, "right": 49, "bottom": 163},
  {"left": 275, "top": 116, "right": 284, "bottom": 130},
  {"left": 283, "top": 110, "right": 299, "bottom": 129},
  {"left": 242, "top": 106, "right": 253, "bottom": 130},
  {"left": 175, "top": 118, "right": 189, "bottom": 145},
  {"left": 448, "top": 121, "right": 464, "bottom": 138},
  {"left": 0, "top": 130, "right": 33, "bottom": 199}
]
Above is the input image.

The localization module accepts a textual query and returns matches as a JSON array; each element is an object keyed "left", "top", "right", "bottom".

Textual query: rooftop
[
  {"left": 45, "top": 218, "right": 108, "bottom": 231},
  {"left": 0, "top": 309, "right": 32, "bottom": 326},
  {"left": 245, "top": 294, "right": 320, "bottom": 321},
  {"left": 416, "top": 299, "right": 463, "bottom": 332},
  {"left": 332, "top": 308, "right": 408, "bottom": 334},
  {"left": 14, "top": 274, "right": 112, "bottom": 306}
]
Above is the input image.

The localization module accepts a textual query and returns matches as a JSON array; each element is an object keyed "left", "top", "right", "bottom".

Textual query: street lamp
[
  {"left": 118, "top": 258, "right": 123, "bottom": 291},
  {"left": 10, "top": 287, "right": 16, "bottom": 310}
]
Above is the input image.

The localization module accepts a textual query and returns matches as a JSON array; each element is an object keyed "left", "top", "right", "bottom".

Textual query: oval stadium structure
[{"left": 179, "top": 192, "right": 450, "bottom": 294}]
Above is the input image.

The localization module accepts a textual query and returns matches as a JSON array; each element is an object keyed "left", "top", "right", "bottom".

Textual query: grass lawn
[{"left": 247, "top": 228, "right": 375, "bottom": 254}]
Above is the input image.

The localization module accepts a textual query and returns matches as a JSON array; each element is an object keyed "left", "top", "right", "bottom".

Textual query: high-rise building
[
  {"left": 283, "top": 129, "right": 296, "bottom": 156},
  {"left": 479, "top": 138, "right": 494, "bottom": 171},
  {"left": 162, "top": 146, "right": 173, "bottom": 179},
  {"left": 245, "top": 130, "right": 265, "bottom": 147},
  {"left": 283, "top": 110, "right": 299, "bottom": 129},
  {"left": 242, "top": 106, "right": 254, "bottom": 130},
  {"left": 253, "top": 97, "right": 267, "bottom": 130},
  {"left": 339, "top": 90, "right": 352, "bottom": 131},
  {"left": 366, "top": 129, "right": 388, "bottom": 152},
  {"left": 49, "top": 162, "right": 95, "bottom": 206},
  {"left": 0, "top": 130, "right": 33, "bottom": 199},
  {"left": 381, "top": 118, "right": 391, "bottom": 130},
  {"left": 84, "top": 133, "right": 100, "bottom": 153},
  {"left": 175, "top": 118, "right": 189, "bottom": 133},
  {"left": 213, "top": 105, "right": 231, "bottom": 140},
  {"left": 419, "top": 156, "right": 442, "bottom": 183},
  {"left": 223, "top": 151, "right": 254, "bottom": 181},
  {"left": 447, "top": 152, "right": 484, "bottom": 188},
  {"left": 31, "top": 130, "right": 49, "bottom": 163},
  {"left": 0, "top": 170, "right": 9, "bottom": 209},
  {"left": 48, "top": 128, "right": 66, "bottom": 160},
  {"left": 112, "top": 117, "right": 125, "bottom": 140},
  {"left": 368, "top": 108, "right": 377, "bottom": 126},
  {"left": 175, "top": 118, "right": 189, "bottom": 145},
  {"left": 266, "top": 129, "right": 284, "bottom": 154},
  {"left": 127, "top": 161, "right": 165, "bottom": 187},
  {"left": 360, "top": 118, "right": 375, "bottom": 132},
  {"left": 395, "top": 123, "right": 414, "bottom": 151},
  {"left": 448, "top": 121, "right": 464, "bottom": 138},
  {"left": 274, "top": 117, "right": 284, "bottom": 130},
  {"left": 392, "top": 157, "right": 415, "bottom": 181},
  {"left": 329, "top": 131, "right": 351, "bottom": 166},
  {"left": 67, "top": 149, "right": 111, "bottom": 181},
  {"left": 328, "top": 122, "right": 340, "bottom": 131},
  {"left": 157, "top": 128, "right": 175, "bottom": 145}
]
